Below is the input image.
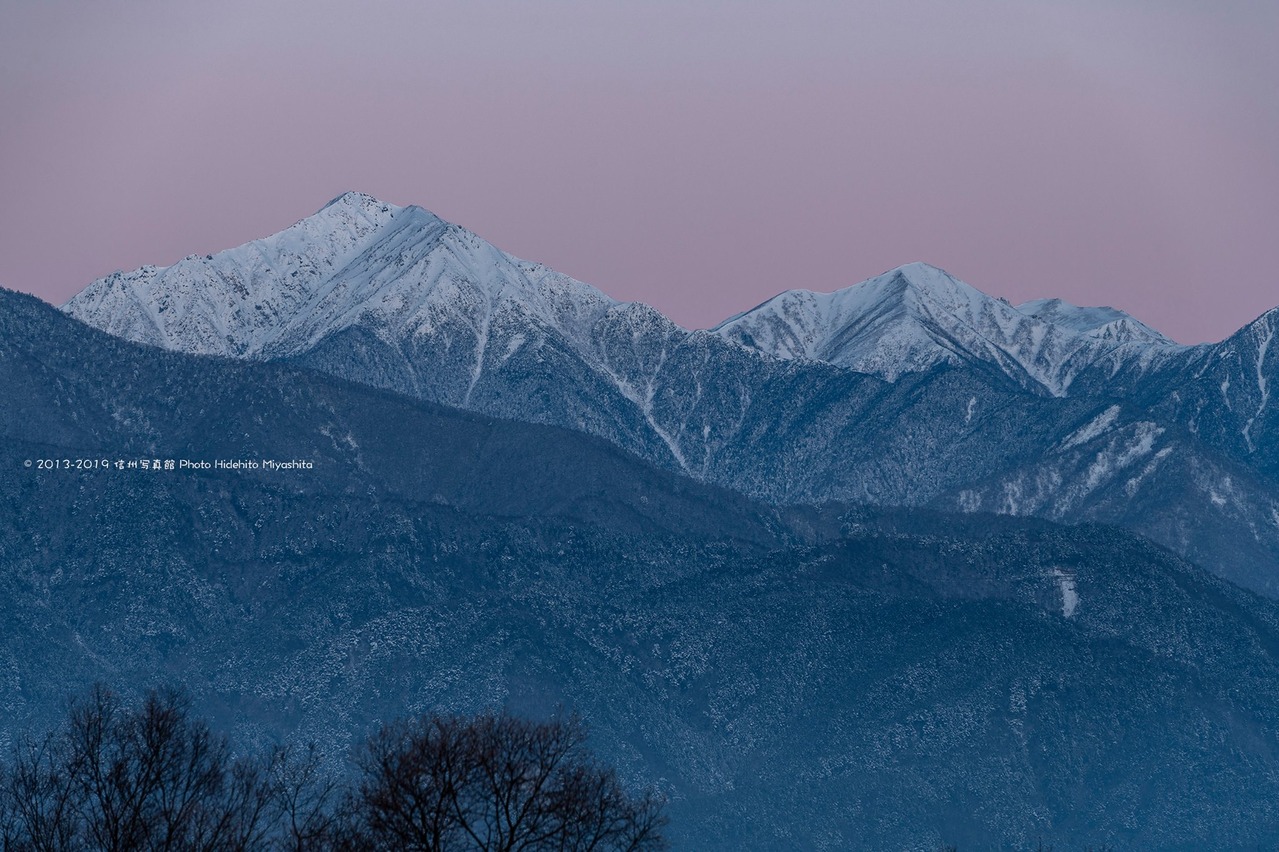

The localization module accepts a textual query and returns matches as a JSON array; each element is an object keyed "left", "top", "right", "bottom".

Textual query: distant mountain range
[
  {"left": 8, "top": 286, "right": 1279, "bottom": 847},
  {"left": 62, "top": 192, "right": 1279, "bottom": 595}
]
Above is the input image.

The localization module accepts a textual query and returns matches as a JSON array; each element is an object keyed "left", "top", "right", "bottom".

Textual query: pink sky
[{"left": 1, "top": 0, "right": 1276, "bottom": 342}]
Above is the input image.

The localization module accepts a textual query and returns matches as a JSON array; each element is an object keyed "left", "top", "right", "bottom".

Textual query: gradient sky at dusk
[{"left": 2, "top": 0, "right": 1276, "bottom": 342}]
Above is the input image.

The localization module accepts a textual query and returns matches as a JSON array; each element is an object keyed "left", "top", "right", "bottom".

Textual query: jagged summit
[
  {"left": 62, "top": 191, "right": 624, "bottom": 360},
  {"left": 319, "top": 189, "right": 392, "bottom": 211},
  {"left": 1017, "top": 297, "right": 1173, "bottom": 345},
  {"left": 715, "top": 263, "right": 1022, "bottom": 382},
  {"left": 40, "top": 195, "right": 1279, "bottom": 595},
  {"left": 1019, "top": 297, "right": 1127, "bottom": 331},
  {"left": 62, "top": 195, "right": 1190, "bottom": 399},
  {"left": 711, "top": 262, "right": 1186, "bottom": 393}
]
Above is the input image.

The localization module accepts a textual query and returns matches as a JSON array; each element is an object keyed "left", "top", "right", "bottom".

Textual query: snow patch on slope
[
  {"left": 1242, "top": 320, "right": 1273, "bottom": 453},
  {"left": 1062, "top": 406, "right": 1121, "bottom": 449},
  {"left": 1082, "top": 421, "right": 1162, "bottom": 491},
  {"left": 1125, "top": 446, "right": 1173, "bottom": 497},
  {"left": 1051, "top": 568, "right": 1079, "bottom": 618}
]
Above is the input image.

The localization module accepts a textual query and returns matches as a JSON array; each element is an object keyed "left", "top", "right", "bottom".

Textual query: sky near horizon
[{"left": 1, "top": 1, "right": 1276, "bottom": 343}]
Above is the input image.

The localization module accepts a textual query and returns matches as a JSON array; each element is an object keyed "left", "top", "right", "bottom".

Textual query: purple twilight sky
[{"left": 1, "top": 0, "right": 1276, "bottom": 342}]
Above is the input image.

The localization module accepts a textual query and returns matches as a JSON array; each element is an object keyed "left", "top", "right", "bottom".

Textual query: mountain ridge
[
  {"left": 56, "top": 191, "right": 1279, "bottom": 595},
  {"left": 64, "top": 192, "right": 1191, "bottom": 390},
  {"left": 13, "top": 282, "right": 1279, "bottom": 847}
]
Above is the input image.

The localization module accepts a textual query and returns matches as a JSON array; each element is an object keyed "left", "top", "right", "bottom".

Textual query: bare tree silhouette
[
  {"left": 351, "top": 711, "right": 666, "bottom": 851},
  {"left": 0, "top": 690, "right": 666, "bottom": 852},
  {"left": 0, "top": 685, "right": 278, "bottom": 851}
]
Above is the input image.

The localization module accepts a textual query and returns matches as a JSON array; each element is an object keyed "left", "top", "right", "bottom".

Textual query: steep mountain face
[
  {"left": 712, "top": 262, "right": 1186, "bottom": 395},
  {"left": 10, "top": 290, "right": 1279, "bottom": 848},
  {"left": 2, "top": 289, "right": 782, "bottom": 546},
  {"left": 61, "top": 192, "right": 1279, "bottom": 594},
  {"left": 63, "top": 193, "right": 403, "bottom": 356},
  {"left": 65, "top": 192, "right": 708, "bottom": 468},
  {"left": 1164, "top": 308, "right": 1278, "bottom": 469}
]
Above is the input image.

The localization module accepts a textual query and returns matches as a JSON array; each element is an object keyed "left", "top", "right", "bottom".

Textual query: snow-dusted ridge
[
  {"left": 65, "top": 191, "right": 1188, "bottom": 401},
  {"left": 713, "top": 262, "right": 1187, "bottom": 395},
  {"left": 46, "top": 191, "right": 1279, "bottom": 600},
  {"left": 1018, "top": 297, "right": 1172, "bottom": 344},
  {"left": 70, "top": 189, "right": 1258, "bottom": 533},
  {"left": 65, "top": 191, "right": 633, "bottom": 362}
]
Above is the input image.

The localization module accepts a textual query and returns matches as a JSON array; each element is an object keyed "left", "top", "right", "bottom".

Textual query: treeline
[{"left": 0, "top": 686, "right": 666, "bottom": 851}]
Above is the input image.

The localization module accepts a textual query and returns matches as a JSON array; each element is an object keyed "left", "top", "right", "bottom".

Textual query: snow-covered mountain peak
[
  {"left": 1019, "top": 298, "right": 1122, "bottom": 331},
  {"left": 319, "top": 190, "right": 393, "bottom": 212},
  {"left": 1018, "top": 298, "right": 1173, "bottom": 345},
  {"left": 890, "top": 262, "right": 1022, "bottom": 321},
  {"left": 61, "top": 192, "right": 631, "bottom": 364},
  {"left": 62, "top": 192, "right": 425, "bottom": 356},
  {"left": 770, "top": 262, "right": 999, "bottom": 325},
  {"left": 894, "top": 260, "right": 975, "bottom": 293},
  {"left": 711, "top": 263, "right": 1190, "bottom": 394},
  {"left": 288, "top": 190, "right": 403, "bottom": 244},
  {"left": 60, "top": 193, "right": 1212, "bottom": 408},
  {"left": 713, "top": 263, "right": 1046, "bottom": 382}
]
